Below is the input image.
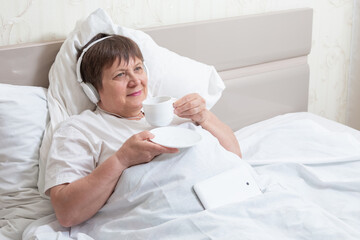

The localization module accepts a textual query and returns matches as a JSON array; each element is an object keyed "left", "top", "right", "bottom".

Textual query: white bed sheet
[
  {"left": 23, "top": 112, "right": 360, "bottom": 240},
  {"left": 236, "top": 112, "right": 360, "bottom": 164}
]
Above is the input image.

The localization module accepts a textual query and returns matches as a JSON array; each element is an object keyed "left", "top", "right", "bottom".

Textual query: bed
[{"left": 1, "top": 7, "right": 360, "bottom": 240}]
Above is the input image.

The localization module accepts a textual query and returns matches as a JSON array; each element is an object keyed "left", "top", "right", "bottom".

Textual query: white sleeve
[{"left": 43, "top": 122, "right": 97, "bottom": 195}]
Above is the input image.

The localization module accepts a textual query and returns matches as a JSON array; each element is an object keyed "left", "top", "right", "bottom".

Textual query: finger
[
  {"left": 145, "top": 140, "right": 179, "bottom": 155},
  {"left": 155, "top": 147, "right": 179, "bottom": 155},
  {"left": 161, "top": 146, "right": 179, "bottom": 153},
  {"left": 137, "top": 130, "right": 155, "bottom": 140},
  {"left": 173, "top": 93, "right": 199, "bottom": 108},
  {"left": 176, "top": 105, "right": 204, "bottom": 117},
  {"left": 174, "top": 98, "right": 203, "bottom": 115}
]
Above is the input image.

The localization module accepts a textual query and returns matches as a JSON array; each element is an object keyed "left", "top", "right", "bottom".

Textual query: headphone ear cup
[{"left": 81, "top": 82, "right": 100, "bottom": 104}]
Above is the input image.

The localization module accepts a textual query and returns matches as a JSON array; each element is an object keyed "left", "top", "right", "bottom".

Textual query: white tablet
[{"left": 193, "top": 167, "right": 262, "bottom": 210}]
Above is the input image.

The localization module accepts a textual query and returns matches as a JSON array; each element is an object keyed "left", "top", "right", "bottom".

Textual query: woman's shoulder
[{"left": 55, "top": 110, "right": 100, "bottom": 134}]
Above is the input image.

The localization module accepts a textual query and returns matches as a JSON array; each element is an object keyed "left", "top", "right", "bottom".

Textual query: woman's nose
[{"left": 127, "top": 73, "right": 141, "bottom": 87}]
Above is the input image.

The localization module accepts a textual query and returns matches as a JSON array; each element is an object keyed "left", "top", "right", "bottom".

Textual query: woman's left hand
[
  {"left": 174, "top": 93, "right": 241, "bottom": 157},
  {"left": 173, "top": 93, "right": 209, "bottom": 124}
]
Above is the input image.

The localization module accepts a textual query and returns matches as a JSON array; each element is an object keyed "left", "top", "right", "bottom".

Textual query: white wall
[{"left": 0, "top": 0, "right": 356, "bottom": 127}]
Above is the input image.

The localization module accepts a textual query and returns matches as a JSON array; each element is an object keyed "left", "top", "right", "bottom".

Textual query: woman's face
[{"left": 98, "top": 57, "right": 148, "bottom": 118}]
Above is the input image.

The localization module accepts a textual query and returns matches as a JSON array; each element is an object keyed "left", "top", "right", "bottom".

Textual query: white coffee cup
[{"left": 142, "top": 96, "right": 176, "bottom": 127}]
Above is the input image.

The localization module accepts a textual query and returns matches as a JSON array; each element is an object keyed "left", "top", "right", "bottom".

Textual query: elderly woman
[{"left": 45, "top": 33, "right": 241, "bottom": 228}]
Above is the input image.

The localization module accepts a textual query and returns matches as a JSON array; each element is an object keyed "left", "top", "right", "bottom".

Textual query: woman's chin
[{"left": 129, "top": 101, "right": 144, "bottom": 112}]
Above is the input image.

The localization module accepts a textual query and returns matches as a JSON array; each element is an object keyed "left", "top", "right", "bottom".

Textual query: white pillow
[
  {"left": 0, "top": 83, "right": 53, "bottom": 239},
  {"left": 38, "top": 8, "right": 225, "bottom": 195}
]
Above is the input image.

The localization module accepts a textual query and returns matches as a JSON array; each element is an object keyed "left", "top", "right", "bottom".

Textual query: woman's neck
[{"left": 97, "top": 105, "right": 144, "bottom": 120}]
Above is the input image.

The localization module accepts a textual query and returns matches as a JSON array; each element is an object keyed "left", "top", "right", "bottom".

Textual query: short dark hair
[{"left": 76, "top": 33, "right": 144, "bottom": 90}]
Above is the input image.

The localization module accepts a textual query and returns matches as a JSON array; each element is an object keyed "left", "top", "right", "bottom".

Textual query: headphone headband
[
  {"left": 76, "top": 36, "right": 112, "bottom": 104},
  {"left": 76, "top": 36, "right": 112, "bottom": 84}
]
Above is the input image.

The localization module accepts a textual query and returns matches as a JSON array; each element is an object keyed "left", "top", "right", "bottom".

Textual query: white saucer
[{"left": 150, "top": 127, "right": 202, "bottom": 148}]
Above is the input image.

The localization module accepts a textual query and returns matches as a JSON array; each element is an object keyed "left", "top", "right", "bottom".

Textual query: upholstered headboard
[{"left": 0, "top": 8, "right": 312, "bottom": 130}]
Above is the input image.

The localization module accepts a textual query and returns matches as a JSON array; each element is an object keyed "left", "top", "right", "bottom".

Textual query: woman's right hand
[{"left": 115, "top": 131, "right": 178, "bottom": 168}]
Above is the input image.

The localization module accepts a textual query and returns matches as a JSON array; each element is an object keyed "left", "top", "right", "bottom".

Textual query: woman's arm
[
  {"left": 173, "top": 93, "right": 242, "bottom": 158},
  {"left": 50, "top": 131, "right": 178, "bottom": 227},
  {"left": 50, "top": 154, "right": 125, "bottom": 227}
]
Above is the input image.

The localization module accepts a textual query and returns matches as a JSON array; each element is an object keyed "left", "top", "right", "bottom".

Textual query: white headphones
[{"left": 76, "top": 36, "right": 149, "bottom": 104}]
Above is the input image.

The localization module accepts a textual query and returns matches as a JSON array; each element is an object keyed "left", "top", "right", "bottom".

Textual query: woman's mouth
[{"left": 128, "top": 90, "right": 142, "bottom": 97}]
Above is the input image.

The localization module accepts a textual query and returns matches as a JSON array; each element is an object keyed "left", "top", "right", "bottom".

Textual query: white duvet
[{"left": 23, "top": 113, "right": 360, "bottom": 240}]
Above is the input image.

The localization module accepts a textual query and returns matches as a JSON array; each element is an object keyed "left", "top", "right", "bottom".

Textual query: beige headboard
[
  {"left": 0, "top": 8, "right": 312, "bottom": 130},
  {"left": 146, "top": 8, "right": 313, "bottom": 130}
]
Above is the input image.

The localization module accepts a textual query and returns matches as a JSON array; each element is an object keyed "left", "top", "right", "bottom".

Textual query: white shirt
[{"left": 44, "top": 108, "right": 188, "bottom": 194}]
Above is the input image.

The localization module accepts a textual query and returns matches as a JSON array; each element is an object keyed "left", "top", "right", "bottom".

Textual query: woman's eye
[
  {"left": 135, "top": 66, "right": 143, "bottom": 72},
  {"left": 116, "top": 72, "right": 125, "bottom": 78}
]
